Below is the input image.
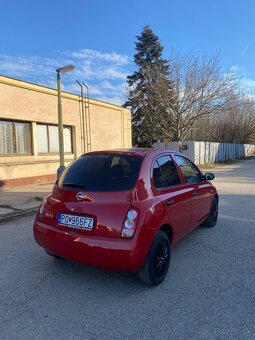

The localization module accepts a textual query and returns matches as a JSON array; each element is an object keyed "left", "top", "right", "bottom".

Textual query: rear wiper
[{"left": 61, "top": 183, "right": 87, "bottom": 189}]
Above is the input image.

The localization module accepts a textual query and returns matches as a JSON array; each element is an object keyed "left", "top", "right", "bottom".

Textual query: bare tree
[
  {"left": 142, "top": 53, "right": 238, "bottom": 145},
  {"left": 193, "top": 94, "right": 255, "bottom": 144}
]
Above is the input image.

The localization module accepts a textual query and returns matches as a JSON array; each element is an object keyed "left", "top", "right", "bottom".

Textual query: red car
[{"left": 33, "top": 149, "right": 218, "bottom": 285}]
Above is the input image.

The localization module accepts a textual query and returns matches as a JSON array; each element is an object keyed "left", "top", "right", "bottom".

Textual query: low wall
[
  {"left": 154, "top": 141, "right": 255, "bottom": 164},
  {"left": 0, "top": 155, "right": 74, "bottom": 186}
]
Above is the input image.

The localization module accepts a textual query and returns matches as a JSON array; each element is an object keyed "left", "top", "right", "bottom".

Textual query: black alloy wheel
[
  {"left": 139, "top": 231, "right": 171, "bottom": 286},
  {"left": 153, "top": 238, "right": 170, "bottom": 278}
]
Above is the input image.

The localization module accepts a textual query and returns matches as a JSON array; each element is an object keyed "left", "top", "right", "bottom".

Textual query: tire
[
  {"left": 45, "top": 249, "right": 62, "bottom": 259},
  {"left": 203, "top": 196, "right": 218, "bottom": 227},
  {"left": 139, "top": 231, "right": 171, "bottom": 286}
]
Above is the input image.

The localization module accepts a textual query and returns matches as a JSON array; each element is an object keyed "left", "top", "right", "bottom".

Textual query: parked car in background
[{"left": 33, "top": 149, "right": 218, "bottom": 285}]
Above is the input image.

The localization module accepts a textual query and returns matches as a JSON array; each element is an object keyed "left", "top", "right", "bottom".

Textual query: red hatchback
[{"left": 33, "top": 149, "right": 218, "bottom": 285}]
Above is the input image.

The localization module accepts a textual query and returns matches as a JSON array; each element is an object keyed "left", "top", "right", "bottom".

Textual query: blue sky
[{"left": 1, "top": 0, "right": 255, "bottom": 104}]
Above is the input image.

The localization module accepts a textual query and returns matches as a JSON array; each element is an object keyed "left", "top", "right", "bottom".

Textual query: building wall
[{"left": 0, "top": 75, "right": 132, "bottom": 185}]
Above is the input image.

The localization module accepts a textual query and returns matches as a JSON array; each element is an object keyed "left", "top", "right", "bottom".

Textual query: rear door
[{"left": 152, "top": 155, "right": 192, "bottom": 239}]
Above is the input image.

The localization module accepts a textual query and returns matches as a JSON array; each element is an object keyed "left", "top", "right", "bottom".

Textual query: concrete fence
[{"left": 154, "top": 141, "right": 255, "bottom": 164}]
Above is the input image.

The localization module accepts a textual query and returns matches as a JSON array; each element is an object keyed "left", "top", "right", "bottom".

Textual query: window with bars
[
  {"left": 37, "top": 124, "right": 72, "bottom": 154},
  {"left": 0, "top": 120, "right": 32, "bottom": 155}
]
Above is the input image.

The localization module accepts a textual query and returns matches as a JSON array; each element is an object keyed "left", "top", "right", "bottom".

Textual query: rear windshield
[{"left": 58, "top": 154, "right": 144, "bottom": 191}]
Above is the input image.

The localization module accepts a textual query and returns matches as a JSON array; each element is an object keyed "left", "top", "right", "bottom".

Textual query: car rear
[{"left": 33, "top": 152, "right": 154, "bottom": 271}]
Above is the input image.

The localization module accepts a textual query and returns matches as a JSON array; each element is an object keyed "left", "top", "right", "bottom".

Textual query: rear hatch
[{"left": 41, "top": 153, "right": 144, "bottom": 238}]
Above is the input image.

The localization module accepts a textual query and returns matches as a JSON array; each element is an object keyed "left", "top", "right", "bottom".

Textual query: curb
[
  {"left": 0, "top": 195, "right": 44, "bottom": 224},
  {"left": 0, "top": 207, "right": 39, "bottom": 224}
]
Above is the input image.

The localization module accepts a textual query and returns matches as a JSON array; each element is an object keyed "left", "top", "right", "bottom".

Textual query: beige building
[{"left": 0, "top": 75, "right": 132, "bottom": 186}]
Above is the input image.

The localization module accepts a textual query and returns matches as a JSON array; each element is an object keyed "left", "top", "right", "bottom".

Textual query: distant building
[{"left": 0, "top": 75, "right": 131, "bottom": 185}]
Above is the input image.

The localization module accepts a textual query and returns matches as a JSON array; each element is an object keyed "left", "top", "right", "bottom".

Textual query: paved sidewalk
[{"left": 0, "top": 183, "right": 53, "bottom": 221}]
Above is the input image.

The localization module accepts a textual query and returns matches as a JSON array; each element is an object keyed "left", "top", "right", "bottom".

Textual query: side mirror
[{"left": 204, "top": 173, "right": 215, "bottom": 181}]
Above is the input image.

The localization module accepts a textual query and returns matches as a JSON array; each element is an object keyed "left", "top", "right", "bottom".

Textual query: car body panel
[
  {"left": 152, "top": 186, "right": 192, "bottom": 239},
  {"left": 34, "top": 218, "right": 157, "bottom": 272},
  {"left": 189, "top": 181, "right": 214, "bottom": 229},
  {"left": 44, "top": 186, "right": 133, "bottom": 237}
]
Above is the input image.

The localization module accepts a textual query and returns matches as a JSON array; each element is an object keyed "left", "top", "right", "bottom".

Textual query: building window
[
  {"left": 37, "top": 124, "right": 73, "bottom": 154},
  {"left": 0, "top": 120, "right": 31, "bottom": 155}
]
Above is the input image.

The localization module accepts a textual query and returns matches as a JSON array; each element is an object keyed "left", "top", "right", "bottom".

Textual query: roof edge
[{"left": 0, "top": 74, "right": 126, "bottom": 112}]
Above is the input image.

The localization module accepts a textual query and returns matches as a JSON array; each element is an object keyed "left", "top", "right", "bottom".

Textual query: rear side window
[
  {"left": 153, "top": 155, "right": 181, "bottom": 189},
  {"left": 58, "top": 154, "right": 143, "bottom": 191}
]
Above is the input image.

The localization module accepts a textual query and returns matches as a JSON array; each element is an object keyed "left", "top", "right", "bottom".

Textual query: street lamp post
[{"left": 56, "top": 65, "right": 75, "bottom": 177}]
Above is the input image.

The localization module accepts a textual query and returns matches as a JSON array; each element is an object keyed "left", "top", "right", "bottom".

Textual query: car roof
[{"left": 83, "top": 148, "right": 182, "bottom": 157}]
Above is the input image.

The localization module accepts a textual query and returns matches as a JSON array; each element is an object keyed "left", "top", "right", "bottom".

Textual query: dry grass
[{"left": 198, "top": 156, "right": 255, "bottom": 169}]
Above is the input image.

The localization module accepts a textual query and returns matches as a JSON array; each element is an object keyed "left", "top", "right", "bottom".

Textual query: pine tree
[{"left": 125, "top": 25, "right": 173, "bottom": 147}]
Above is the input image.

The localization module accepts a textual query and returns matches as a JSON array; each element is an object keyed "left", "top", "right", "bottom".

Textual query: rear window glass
[{"left": 58, "top": 154, "right": 144, "bottom": 191}]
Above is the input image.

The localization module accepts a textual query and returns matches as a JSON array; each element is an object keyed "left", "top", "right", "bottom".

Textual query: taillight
[{"left": 121, "top": 208, "right": 139, "bottom": 238}]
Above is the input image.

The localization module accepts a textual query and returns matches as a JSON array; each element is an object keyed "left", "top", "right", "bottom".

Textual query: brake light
[{"left": 121, "top": 208, "right": 139, "bottom": 238}]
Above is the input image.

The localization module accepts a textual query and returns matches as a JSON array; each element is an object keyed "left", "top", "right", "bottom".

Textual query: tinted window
[
  {"left": 153, "top": 162, "right": 165, "bottom": 189},
  {"left": 58, "top": 154, "right": 143, "bottom": 191},
  {"left": 175, "top": 155, "right": 201, "bottom": 184},
  {"left": 153, "top": 156, "right": 181, "bottom": 189}
]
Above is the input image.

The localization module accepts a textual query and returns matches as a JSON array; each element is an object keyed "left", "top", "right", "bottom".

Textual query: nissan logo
[{"left": 76, "top": 192, "right": 84, "bottom": 201}]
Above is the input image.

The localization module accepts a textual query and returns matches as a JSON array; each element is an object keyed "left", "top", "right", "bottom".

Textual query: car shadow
[{"left": 44, "top": 254, "right": 151, "bottom": 292}]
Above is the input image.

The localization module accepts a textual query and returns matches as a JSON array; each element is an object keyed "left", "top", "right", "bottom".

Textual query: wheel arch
[{"left": 159, "top": 224, "right": 174, "bottom": 245}]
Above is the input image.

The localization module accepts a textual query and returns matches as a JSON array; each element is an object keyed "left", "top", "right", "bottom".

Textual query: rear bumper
[{"left": 33, "top": 219, "right": 156, "bottom": 272}]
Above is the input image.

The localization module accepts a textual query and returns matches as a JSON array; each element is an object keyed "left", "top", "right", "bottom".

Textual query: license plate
[{"left": 57, "top": 213, "right": 94, "bottom": 230}]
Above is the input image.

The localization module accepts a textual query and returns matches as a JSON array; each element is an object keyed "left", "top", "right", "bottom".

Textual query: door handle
[
  {"left": 192, "top": 192, "right": 197, "bottom": 197},
  {"left": 166, "top": 200, "right": 174, "bottom": 206}
]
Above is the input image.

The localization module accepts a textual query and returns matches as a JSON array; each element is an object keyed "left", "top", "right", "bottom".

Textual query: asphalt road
[{"left": 1, "top": 159, "right": 255, "bottom": 339}]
